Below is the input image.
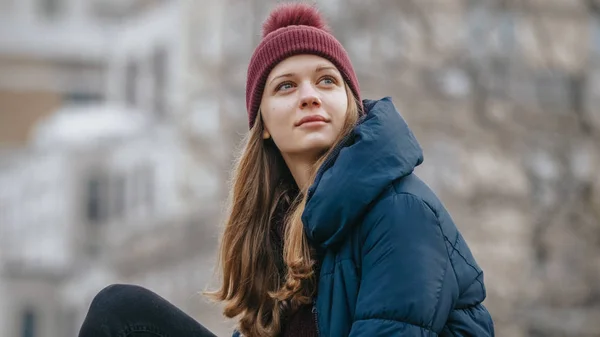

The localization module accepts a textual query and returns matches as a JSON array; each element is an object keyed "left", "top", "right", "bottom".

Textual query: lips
[{"left": 295, "top": 115, "right": 329, "bottom": 126}]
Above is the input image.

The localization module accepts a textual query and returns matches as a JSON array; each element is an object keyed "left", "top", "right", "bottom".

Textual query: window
[
  {"left": 64, "top": 92, "right": 103, "bottom": 104},
  {"left": 130, "top": 165, "right": 155, "bottom": 212},
  {"left": 152, "top": 48, "right": 168, "bottom": 117},
  {"left": 125, "top": 61, "right": 139, "bottom": 107},
  {"left": 86, "top": 175, "right": 107, "bottom": 224},
  {"left": 21, "top": 309, "right": 36, "bottom": 337},
  {"left": 38, "top": 0, "right": 63, "bottom": 20}
]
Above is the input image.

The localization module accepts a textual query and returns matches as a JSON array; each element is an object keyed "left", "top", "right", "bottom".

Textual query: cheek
[
  {"left": 329, "top": 92, "right": 349, "bottom": 122},
  {"left": 262, "top": 101, "right": 294, "bottom": 132}
]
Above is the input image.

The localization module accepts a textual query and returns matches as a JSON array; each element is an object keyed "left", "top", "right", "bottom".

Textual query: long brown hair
[{"left": 208, "top": 84, "right": 360, "bottom": 337}]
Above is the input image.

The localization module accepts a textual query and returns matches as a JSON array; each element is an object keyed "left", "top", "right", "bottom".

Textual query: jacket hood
[{"left": 302, "top": 97, "right": 424, "bottom": 249}]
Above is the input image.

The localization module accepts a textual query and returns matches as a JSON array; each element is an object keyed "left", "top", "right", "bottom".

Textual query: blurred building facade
[
  {"left": 0, "top": 0, "right": 113, "bottom": 146},
  {"left": 0, "top": 0, "right": 232, "bottom": 336},
  {"left": 1, "top": 1, "right": 600, "bottom": 337}
]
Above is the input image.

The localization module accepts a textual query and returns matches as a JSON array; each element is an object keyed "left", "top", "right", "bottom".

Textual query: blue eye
[
  {"left": 277, "top": 82, "right": 294, "bottom": 92},
  {"left": 320, "top": 76, "right": 336, "bottom": 85}
]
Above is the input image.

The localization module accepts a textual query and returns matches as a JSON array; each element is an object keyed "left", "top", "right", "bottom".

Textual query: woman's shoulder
[
  {"left": 372, "top": 173, "right": 444, "bottom": 216},
  {"left": 359, "top": 172, "right": 452, "bottom": 236},
  {"left": 360, "top": 172, "right": 473, "bottom": 265}
]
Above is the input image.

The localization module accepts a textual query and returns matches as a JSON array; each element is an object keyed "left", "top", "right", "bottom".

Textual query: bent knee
[{"left": 89, "top": 284, "right": 153, "bottom": 313}]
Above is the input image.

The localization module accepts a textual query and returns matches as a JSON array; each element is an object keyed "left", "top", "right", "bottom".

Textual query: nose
[{"left": 299, "top": 84, "right": 321, "bottom": 109}]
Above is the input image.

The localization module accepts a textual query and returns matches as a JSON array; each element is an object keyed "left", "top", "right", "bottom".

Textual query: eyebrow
[
  {"left": 268, "top": 65, "right": 340, "bottom": 85},
  {"left": 315, "top": 65, "right": 338, "bottom": 73}
]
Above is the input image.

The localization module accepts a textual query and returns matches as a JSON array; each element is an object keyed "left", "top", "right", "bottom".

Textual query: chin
[
  {"left": 296, "top": 138, "right": 334, "bottom": 156},
  {"left": 279, "top": 132, "right": 338, "bottom": 159}
]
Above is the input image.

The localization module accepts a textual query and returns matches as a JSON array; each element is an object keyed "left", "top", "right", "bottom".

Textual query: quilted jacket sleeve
[{"left": 350, "top": 192, "right": 494, "bottom": 336}]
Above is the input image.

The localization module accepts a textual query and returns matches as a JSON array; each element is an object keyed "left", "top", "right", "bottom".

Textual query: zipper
[{"left": 312, "top": 299, "right": 321, "bottom": 336}]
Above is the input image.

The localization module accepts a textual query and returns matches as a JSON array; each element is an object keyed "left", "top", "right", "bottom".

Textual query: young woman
[{"left": 78, "top": 3, "right": 494, "bottom": 337}]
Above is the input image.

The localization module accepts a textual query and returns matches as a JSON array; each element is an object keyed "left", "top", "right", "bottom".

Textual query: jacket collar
[{"left": 302, "top": 97, "right": 424, "bottom": 249}]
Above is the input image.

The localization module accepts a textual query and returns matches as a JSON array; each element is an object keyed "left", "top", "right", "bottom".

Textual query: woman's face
[{"left": 260, "top": 54, "right": 348, "bottom": 160}]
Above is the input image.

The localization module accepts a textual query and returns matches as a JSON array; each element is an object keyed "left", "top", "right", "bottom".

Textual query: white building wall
[
  {"left": 0, "top": 0, "right": 114, "bottom": 60},
  {"left": 0, "top": 151, "right": 74, "bottom": 272},
  {"left": 1, "top": 0, "right": 230, "bottom": 335},
  {"left": 0, "top": 0, "right": 118, "bottom": 100},
  {"left": 0, "top": 153, "right": 72, "bottom": 337},
  {"left": 105, "top": 0, "right": 184, "bottom": 116}
]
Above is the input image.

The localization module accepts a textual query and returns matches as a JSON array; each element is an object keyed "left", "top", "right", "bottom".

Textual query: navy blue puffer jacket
[
  {"left": 304, "top": 97, "right": 494, "bottom": 336},
  {"left": 234, "top": 97, "right": 494, "bottom": 336}
]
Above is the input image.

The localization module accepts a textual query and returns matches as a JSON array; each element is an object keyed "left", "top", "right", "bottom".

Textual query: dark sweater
[{"left": 271, "top": 191, "right": 319, "bottom": 337}]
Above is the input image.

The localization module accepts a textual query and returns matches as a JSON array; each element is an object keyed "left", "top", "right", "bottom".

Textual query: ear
[{"left": 259, "top": 109, "right": 271, "bottom": 139}]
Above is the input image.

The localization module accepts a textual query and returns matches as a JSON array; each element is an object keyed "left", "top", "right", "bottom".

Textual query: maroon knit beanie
[{"left": 245, "top": 3, "right": 362, "bottom": 129}]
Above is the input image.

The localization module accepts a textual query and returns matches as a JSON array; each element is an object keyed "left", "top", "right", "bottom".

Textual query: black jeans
[{"left": 78, "top": 284, "right": 218, "bottom": 337}]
